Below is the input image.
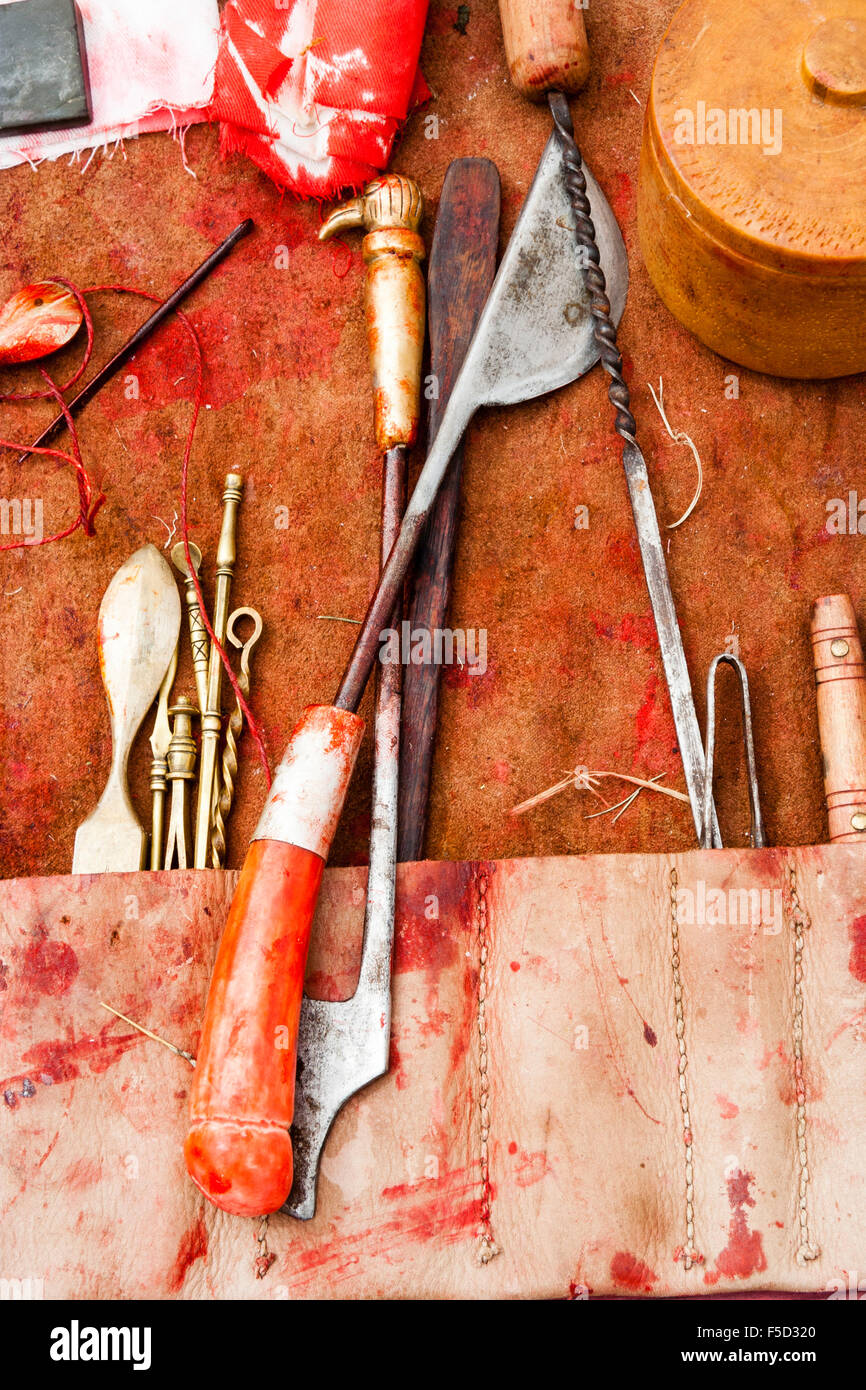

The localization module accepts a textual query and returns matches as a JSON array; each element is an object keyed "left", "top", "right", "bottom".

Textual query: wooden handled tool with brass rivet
[
  {"left": 186, "top": 178, "right": 425, "bottom": 1217},
  {"left": 811, "top": 594, "right": 866, "bottom": 842}
]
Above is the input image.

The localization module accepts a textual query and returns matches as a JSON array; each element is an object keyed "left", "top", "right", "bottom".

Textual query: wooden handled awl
[
  {"left": 499, "top": 0, "right": 590, "bottom": 99},
  {"left": 72, "top": 545, "right": 181, "bottom": 874},
  {"left": 185, "top": 177, "right": 426, "bottom": 1218},
  {"left": 811, "top": 594, "right": 866, "bottom": 843},
  {"left": 495, "top": 0, "right": 717, "bottom": 844}
]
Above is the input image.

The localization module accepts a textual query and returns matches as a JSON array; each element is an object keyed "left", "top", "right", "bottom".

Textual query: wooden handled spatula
[{"left": 72, "top": 544, "right": 181, "bottom": 874}]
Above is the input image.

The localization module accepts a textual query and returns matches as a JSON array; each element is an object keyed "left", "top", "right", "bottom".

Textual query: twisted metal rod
[{"left": 548, "top": 92, "right": 638, "bottom": 450}]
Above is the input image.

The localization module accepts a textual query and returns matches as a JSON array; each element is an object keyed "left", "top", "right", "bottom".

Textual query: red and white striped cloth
[{"left": 210, "top": 0, "right": 429, "bottom": 198}]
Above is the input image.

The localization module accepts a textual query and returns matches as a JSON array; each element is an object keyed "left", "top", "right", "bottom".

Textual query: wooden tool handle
[
  {"left": 498, "top": 0, "right": 591, "bottom": 100},
  {"left": 398, "top": 159, "right": 501, "bottom": 862},
  {"left": 811, "top": 594, "right": 866, "bottom": 843},
  {"left": 185, "top": 705, "right": 364, "bottom": 1215}
]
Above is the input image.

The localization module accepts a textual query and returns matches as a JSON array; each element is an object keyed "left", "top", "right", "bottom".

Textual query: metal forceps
[{"left": 701, "top": 653, "right": 766, "bottom": 849}]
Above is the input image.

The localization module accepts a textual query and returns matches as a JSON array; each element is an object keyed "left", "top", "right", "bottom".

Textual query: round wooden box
[{"left": 637, "top": 0, "right": 866, "bottom": 378}]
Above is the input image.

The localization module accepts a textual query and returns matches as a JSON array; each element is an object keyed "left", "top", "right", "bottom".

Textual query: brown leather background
[{"left": 1, "top": 0, "right": 865, "bottom": 879}]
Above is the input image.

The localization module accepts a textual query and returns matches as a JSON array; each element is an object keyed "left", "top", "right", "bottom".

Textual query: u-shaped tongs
[{"left": 702, "top": 653, "right": 766, "bottom": 849}]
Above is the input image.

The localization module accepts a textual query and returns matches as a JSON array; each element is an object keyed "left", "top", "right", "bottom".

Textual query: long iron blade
[
  {"left": 335, "top": 135, "right": 628, "bottom": 710},
  {"left": 624, "top": 442, "right": 720, "bottom": 844}
]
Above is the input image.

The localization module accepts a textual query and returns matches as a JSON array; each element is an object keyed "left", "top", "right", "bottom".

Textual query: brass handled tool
[
  {"left": 72, "top": 545, "right": 181, "bottom": 873},
  {"left": 149, "top": 642, "right": 178, "bottom": 870},
  {"left": 497, "top": 0, "right": 719, "bottom": 844},
  {"left": 701, "top": 654, "right": 765, "bottom": 850},
  {"left": 164, "top": 697, "right": 199, "bottom": 871},
  {"left": 211, "top": 606, "right": 264, "bottom": 868},
  {"left": 193, "top": 473, "right": 243, "bottom": 869},
  {"left": 811, "top": 594, "right": 866, "bottom": 843},
  {"left": 186, "top": 176, "right": 429, "bottom": 1218},
  {"left": 171, "top": 541, "right": 210, "bottom": 719}
]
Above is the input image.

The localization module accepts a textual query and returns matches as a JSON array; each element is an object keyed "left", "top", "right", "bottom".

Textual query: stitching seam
[
  {"left": 475, "top": 867, "right": 498, "bottom": 1265},
  {"left": 786, "top": 861, "right": 820, "bottom": 1265},
  {"left": 669, "top": 866, "right": 702, "bottom": 1270}
]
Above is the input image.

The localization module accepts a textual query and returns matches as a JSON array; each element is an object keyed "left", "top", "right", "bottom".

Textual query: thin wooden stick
[{"left": 101, "top": 1002, "right": 195, "bottom": 1066}]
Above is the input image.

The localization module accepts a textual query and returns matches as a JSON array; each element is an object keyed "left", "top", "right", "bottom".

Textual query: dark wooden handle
[
  {"left": 498, "top": 0, "right": 591, "bottom": 100},
  {"left": 811, "top": 593, "right": 866, "bottom": 843},
  {"left": 397, "top": 159, "right": 500, "bottom": 862}
]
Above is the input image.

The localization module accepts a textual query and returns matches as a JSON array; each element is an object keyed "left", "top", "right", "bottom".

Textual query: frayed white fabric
[{"left": 0, "top": 0, "right": 220, "bottom": 171}]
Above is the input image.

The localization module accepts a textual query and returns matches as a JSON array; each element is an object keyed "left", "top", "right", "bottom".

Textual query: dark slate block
[{"left": 0, "top": 0, "right": 91, "bottom": 135}]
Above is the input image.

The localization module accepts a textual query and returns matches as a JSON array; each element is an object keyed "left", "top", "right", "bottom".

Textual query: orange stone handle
[
  {"left": 811, "top": 594, "right": 866, "bottom": 845},
  {"left": 498, "top": 0, "right": 591, "bottom": 101}
]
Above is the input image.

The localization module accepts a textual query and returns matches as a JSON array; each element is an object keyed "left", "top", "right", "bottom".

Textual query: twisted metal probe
[
  {"left": 210, "top": 607, "right": 263, "bottom": 867},
  {"left": 548, "top": 92, "right": 638, "bottom": 450},
  {"left": 548, "top": 91, "right": 721, "bottom": 847}
]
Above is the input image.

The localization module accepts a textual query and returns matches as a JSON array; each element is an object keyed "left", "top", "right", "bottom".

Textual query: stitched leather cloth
[{"left": 1, "top": 848, "right": 864, "bottom": 1298}]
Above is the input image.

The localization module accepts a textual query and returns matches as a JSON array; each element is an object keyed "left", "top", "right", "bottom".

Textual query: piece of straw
[
  {"left": 101, "top": 1002, "right": 195, "bottom": 1066},
  {"left": 513, "top": 768, "right": 689, "bottom": 818}
]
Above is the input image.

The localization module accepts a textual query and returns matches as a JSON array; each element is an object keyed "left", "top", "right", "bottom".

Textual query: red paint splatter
[
  {"left": 604, "top": 535, "right": 640, "bottom": 575},
  {"left": 716, "top": 1094, "right": 739, "bottom": 1120},
  {"left": 590, "top": 612, "right": 659, "bottom": 651},
  {"left": 281, "top": 1169, "right": 481, "bottom": 1292},
  {"left": 586, "top": 934, "right": 662, "bottom": 1125},
  {"left": 167, "top": 1215, "right": 208, "bottom": 1294},
  {"left": 510, "top": 961, "right": 520, "bottom": 972},
  {"left": 848, "top": 915, "right": 866, "bottom": 983},
  {"left": 393, "top": 864, "right": 475, "bottom": 976},
  {"left": 508, "top": 1141, "right": 518, "bottom": 1155},
  {"left": 605, "top": 68, "right": 639, "bottom": 87},
  {"left": 62, "top": 1157, "right": 102, "bottom": 1192},
  {"left": 388, "top": 1036, "right": 407, "bottom": 1091},
  {"left": 22, "top": 932, "right": 78, "bottom": 996},
  {"left": 610, "top": 1250, "right": 658, "bottom": 1293},
  {"left": 513, "top": 1150, "right": 553, "bottom": 1189},
  {"left": 441, "top": 656, "right": 496, "bottom": 709},
  {"left": 635, "top": 674, "right": 658, "bottom": 753},
  {"left": 0, "top": 1023, "right": 140, "bottom": 1094},
  {"left": 705, "top": 1169, "right": 767, "bottom": 1285}
]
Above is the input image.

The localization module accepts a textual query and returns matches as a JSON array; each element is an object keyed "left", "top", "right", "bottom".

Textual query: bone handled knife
[
  {"left": 72, "top": 544, "right": 181, "bottom": 874},
  {"left": 811, "top": 593, "right": 866, "bottom": 843}
]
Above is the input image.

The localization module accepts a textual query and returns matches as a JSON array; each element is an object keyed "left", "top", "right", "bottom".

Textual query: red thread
[{"left": 0, "top": 280, "right": 271, "bottom": 786}]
